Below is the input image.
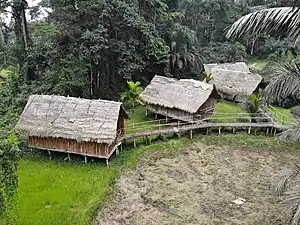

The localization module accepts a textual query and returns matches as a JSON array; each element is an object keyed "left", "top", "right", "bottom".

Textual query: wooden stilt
[
  {"left": 145, "top": 109, "right": 148, "bottom": 116},
  {"left": 106, "top": 159, "right": 109, "bottom": 166},
  {"left": 48, "top": 150, "right": 51, "bottom": 159},
  {"left": 274, "top": 129, "right": 277, "bottom": 136},
  {"left": 120, "top": 143, "right": 123, "bottom": 151},
  {"left": 190, "top": 129, "right": 193, "bottom": 139},
  {"left": 84, "top": 156, "right": 87, "bottom": 164},
  {"left": 218, "top": 127, "right": 221, "bottom": 135},
  {"left": 206, "top": 128, "right": 209, "bottom": 135},
  {"left": 155, "top": 114, "right": 157, "bottom": 120},
  {"left": 159, "top": 120, "right": 161, "bottom": 130},
  {"left": 254, "top": 128, "right": 257, "bottom": 135},
  {"left": 266, "top": 128, "right": 269, "bottom": 135},
  {"left": 166, "top": 116, "right": 168, "bottom": 123},
  {"left": 116, "top": 147, "right": 119, "bottom": 155},
  {"left": 133, "top": 139, "right": 136, "bottom": 148},
  {"left": 233, "top": 128, "right": 235, "bottom": 134},
  {"left": 248, "top": 126, "right": 251, "bottom": 134},
  {"left": 68, "top": 153, "right": 71, "bottom": 161}
]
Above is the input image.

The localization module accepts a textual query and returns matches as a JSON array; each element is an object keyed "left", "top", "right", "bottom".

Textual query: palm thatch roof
[
  {"left": 15, "top": 95, "right": 128, "bottom": 143},
  {"left": 204, "top": 62, "right": 250, "bottom": 75},
  {"left": 208, "top": 69, "right": 263, "bottom": 102},
  {"left": 140, "top": 75, "right": 219, "bottom": 114}
]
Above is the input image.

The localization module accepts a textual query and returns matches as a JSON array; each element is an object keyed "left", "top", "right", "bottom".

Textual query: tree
[
  {"left": 226, "top": 5, "right": 300, "bottom": 224},
  {"left": 120, "top": 81, "right": 144, "bottom": 110},
  {"left": 0, "top": 132, "right": 20, "bottom": 217}
]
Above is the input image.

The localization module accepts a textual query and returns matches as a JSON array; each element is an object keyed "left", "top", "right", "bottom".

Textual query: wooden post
[
  {"left": 116, "top": 147, "right": 119, "bottom": 155},
  {"left": 120, "top": 143, "right": 123, "bottom": 151},
  {"left": 166, "top": 116, "right": 168, "bottom": 123},
  {"left": 206, "top": 128, "right": 209, "bottom": 135},
  {"left": 48, "top": 150, "right": 51, "bottom": 159},
  {"left": 254, "top": 128, "right": 257, "bottom": 135},
  {"left": 233, "top": 128, "right": 235, "bottom": 134},
  {"left": 68, "top": 153, "right": 71, "bottom": 161},
  {"left": 266, "top": 128, "right": 269, "bottom": 135},
  {"left": 84, "top": 156, "right": 87, "bottom": 164},
  {"left": 248, "top": 126, "right": 251, "bottom": 134},
  {"left": 133, "top": 139, "right": 136, "bottom": 148},
  {"left": 155, "top": 114, "right": 157, "bottom": 120},
  {"left": 159, "top": 120, "right": 161, "bottom": 130},
  {"left": 218, "top": 127, "right": 221, "bottom": 135},
  {"left": 274, "top": 129, "right": 277, "bottom": 136},
  {"left": 178, "top": 120, "right": 180, "bottom": 128},
  {"left": 190, "top": 129, "right": 193, "bottom": 139},
  {"left": 106, "top": 159, "right": 109, "bottom": 166},
  {"left": 145, "top": 109, "right": 148, "bottom": 116}
]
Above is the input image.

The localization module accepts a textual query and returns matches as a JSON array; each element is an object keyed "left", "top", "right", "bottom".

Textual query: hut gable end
[{"left": 15, "top": 95, "right": 127, "bottom": 144}]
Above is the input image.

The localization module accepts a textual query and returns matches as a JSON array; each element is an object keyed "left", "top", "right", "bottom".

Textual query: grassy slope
[
  {"left": 212, "top": 100, "right": 250, "bottom": 123},
  {"left": 248, "top": 59, "right": 268, "bottom": 70},
  {"left": 269, "top": 106, "right": 296, "bottom": 125}
]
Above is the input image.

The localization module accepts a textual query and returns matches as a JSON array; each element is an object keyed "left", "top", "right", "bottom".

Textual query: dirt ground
[{"left": 95, "top": 142, "right": 300, "bottom": 225}]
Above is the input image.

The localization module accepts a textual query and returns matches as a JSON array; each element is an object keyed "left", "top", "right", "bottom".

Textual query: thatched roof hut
[
  {"left": 16, "top": 95, "right": 128, "bottom": 160},
  {"left": 204, "top": 62, "right": 250, "bottom": 75},
  {"left": 140, "top": 75, "right": 220, "bottom": 122},
  {"left": 207, "top": 68, "right": 262, "bottom": 102}
]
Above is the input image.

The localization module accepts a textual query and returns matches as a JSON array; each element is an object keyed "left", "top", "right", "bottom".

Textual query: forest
[{"left": 1, "top": 0, "right": 300, "bottom": 224}]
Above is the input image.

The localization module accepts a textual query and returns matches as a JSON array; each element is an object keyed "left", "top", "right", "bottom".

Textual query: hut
[
  {"left": 140, "top": 75, "right": 221, "bottom": 122},
  {"left": 15, "top": 95, "right": 129, "bottom": 162},
  {"left": 204, "top": 62, "right": 250, "bottom": 75},
  {"left": 207, "top": 69, "right": 262, "bottom": 102},
  {"left": 204, "top": 62, "right": 262, "bottom": 102}
]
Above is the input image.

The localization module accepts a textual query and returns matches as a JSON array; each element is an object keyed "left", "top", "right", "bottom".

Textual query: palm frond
[
  {"left": 264, "top": 63, "right": 300, "bottom": 104},
  {"left": 273, "top": 166, "right": 300, "bottom": 196},
  {"left": 282, "top": 187, "right": 300, "bottom": 225},
  {"left": 278, "top": 126, "right": 300, "bottom": 142},
  {"left": 226, "top": 7, "right": 300, "bottom": 42}
]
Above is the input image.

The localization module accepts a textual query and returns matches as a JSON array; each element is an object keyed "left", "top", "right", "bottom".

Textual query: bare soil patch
[{"left": 95, "top": 142, "right": 300, "bottom": 225}]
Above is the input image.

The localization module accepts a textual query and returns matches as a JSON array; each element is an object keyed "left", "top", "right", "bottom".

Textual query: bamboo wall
[
  {"left": 147, "top": 97, "right": 216, "bottom": 122},
  {"left": 147, "top": 104, "right": 194, "bottom": 121},
  {"left": 29, "top": 136, "right": 113, "bottom": 158}
]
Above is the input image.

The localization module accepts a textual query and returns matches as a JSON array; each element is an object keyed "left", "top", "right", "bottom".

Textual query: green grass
[
  {"left": 248, "top": 59, "right": 268, "bottom": 70},
  {"left": 269, "top": 106, "right": 296, "bottom": 125},
  {"left": 212, "top": 100, "right": 250, "bottom": 123},
  {"left": 125, "top": 107, "right": 161, "bottom": 134},
  {"left": 8, "top": 138, "right": 192, "bottom": 225},
  {"left": 16, "top": 157, "right": 116, "bottom": 225}
]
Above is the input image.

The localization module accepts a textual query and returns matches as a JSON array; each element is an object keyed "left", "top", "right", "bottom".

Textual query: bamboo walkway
[{"left": 119, "top": 121, "right": 288, "bottom": 141}]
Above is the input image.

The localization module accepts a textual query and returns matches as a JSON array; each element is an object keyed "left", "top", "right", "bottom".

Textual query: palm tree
[
  {"left": 226, "top": 6, "right": 300, "bottom": 141},
  {"left": 226, "top": 6, "right": 300, "bottom": 224},
  {"left": 120, "top": 81, "right": 144, "bottom": 110}
]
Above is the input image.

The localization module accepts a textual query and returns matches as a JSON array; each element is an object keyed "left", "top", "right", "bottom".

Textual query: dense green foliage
[{"left": 0, "top": 132, "right": 20, "bottom": 217}]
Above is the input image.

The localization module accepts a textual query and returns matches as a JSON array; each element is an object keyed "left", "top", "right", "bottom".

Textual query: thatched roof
[
  {"left": 208, "top": 69, "right": 263, "bottom": 102},
  {"left": 140, "top": 75, "right": 219, "bottom": 114},
  {"left": 15, "top": 95, "right": 128, "bottom": 143},
  {"left": 204, "top": 62, "right": 250, "bottom": 75}
]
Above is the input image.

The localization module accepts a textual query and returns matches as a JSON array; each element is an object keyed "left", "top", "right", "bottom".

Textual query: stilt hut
[
  {"left": 15, "top": 95, "right": 129, "bottom": 160},
  {"left": 140, "top": 75, "right": 221, "bottom": 122},
  {"left": 204, "top": 62, "right": 262, "bottom": 102}
]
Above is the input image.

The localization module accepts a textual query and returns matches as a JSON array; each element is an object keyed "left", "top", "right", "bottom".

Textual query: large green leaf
[{"left": 226, "top": 7, "right": 300, "bottom": 42}]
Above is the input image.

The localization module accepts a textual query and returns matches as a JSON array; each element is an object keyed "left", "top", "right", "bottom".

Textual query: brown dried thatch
[
  {"left": 140, "top": 75, "right": 219, "bottom": 114},
  {"left": 15, "top": 95, "right": 128, "bottom": 143},
  {"left": 204, "top": 62, "right": 250, "bottom": 75},
  {"left": 208, "top": 69, "right": 262, "bottom": 102}
]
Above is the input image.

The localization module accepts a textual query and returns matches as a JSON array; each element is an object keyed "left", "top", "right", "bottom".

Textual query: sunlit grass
[{"left": 269, "top": 106, "right": 296, "bottom": 125}]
